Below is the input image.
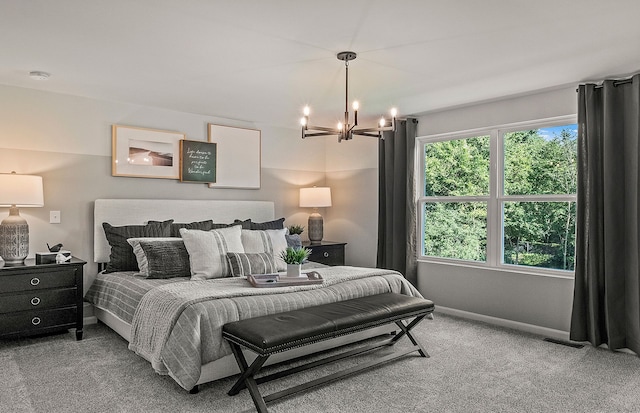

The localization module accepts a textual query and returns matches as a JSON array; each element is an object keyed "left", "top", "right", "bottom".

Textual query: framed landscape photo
[
  {"left": 207, "top": 124, "right": 261, "bottom": 189},
  {"left": 112, "top": 125, "right": 184, "bottom": 179},
  {"left": 180, "top": 140, "right": 217, "bottom": 183}
]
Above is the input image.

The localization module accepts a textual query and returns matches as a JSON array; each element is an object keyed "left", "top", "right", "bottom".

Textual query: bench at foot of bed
[{"left": 221, "top": 292, "right": 435, "bottom": 413}]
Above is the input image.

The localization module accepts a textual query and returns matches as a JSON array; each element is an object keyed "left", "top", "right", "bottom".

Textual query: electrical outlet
[{"left": 50, "top": 210, "right": 61, "bottom": 224}]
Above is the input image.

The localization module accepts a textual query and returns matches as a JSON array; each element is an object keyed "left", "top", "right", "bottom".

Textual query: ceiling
[{"left": 1, "top": 0, "right": 639, "bottom": 129}]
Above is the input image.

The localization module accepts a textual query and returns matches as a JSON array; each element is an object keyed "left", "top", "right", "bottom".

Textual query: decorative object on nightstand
[
  {"left": 302, "top": 240, "right": 346, "bottom": 266},
  {"left": 299, "top": 187, "right": 331, "bottom": 244},
  {"left": 35, "top": 242, "right": 71, "bottom": 265},
  {"left": 0, "top": 172, "right": 44, "bottom": 264},
  {"left": 0, "top": 257, "right": 86, "bottom": 340}
]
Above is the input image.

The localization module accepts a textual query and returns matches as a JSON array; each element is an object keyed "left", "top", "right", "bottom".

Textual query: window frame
[{"left": 416, "top": 115, "right": 577, "bottom": 278}]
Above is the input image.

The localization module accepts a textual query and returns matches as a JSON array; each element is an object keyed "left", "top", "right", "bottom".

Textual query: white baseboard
[
  {"left": 83, "top": 315, "right": 98, "bottom": 326},
  {"left": 435, "top": 306, "right": 570, "bottom": 341}
]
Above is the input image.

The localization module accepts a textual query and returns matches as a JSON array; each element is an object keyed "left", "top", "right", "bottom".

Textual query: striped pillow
[
  {"left": 226, "top": 252, "right": 277, "bottom": 277},
  {"left": 127, "top": 238, "right": 190, "bottom": 279},
  {"left": 241, "top": 229, "right": 288, "bottom": 271},
  {"left": 180, "top": 226, "right": 245, "bottom": 280}
]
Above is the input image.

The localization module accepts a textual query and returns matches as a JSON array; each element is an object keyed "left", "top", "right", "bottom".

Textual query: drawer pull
[
  {"left": 323, "top": 252, "right": 330, "bottom": 258},
  {"left": 31, "top": 317, "right": 41, "bottom": 326},
  {"left": 30, "top": 277, "right": 41, "bottom": 286},
  {"left": 31, "top": 297, "right": 41, "bottom": 306}
]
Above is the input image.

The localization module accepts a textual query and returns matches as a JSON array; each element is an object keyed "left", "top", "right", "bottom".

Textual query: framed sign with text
[{"left": 180, "top": 140, "right": 217, "bottom": 183}]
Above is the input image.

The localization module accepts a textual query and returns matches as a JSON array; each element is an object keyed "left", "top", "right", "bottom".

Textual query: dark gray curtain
[
  {"left": 377, "top": 118, "right": 418, "bottom": 286},
  {"left": 570, "top": 74, "right": 640, "bottom": 354}
]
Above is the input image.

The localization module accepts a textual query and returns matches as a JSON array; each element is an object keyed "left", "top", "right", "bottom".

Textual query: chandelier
[{"left": 300, "top": 51, "right": 397, "bottom": 142}]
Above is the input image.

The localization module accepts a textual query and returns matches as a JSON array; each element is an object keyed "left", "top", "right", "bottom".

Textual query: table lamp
[
  {"left": 0, "top": 172, "right": 44, "bottom": 264},
  {"left": 299, "top": 187, "right": 332, "bottom": 244}
]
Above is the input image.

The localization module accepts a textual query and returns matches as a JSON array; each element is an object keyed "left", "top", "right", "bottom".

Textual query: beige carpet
[{"left": 1, "top": 313, "right": 639, "bottom": 413}]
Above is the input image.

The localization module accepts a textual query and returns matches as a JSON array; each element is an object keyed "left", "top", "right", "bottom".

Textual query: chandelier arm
[
  {"left": 306, "top": 125, "right": 341, "bottom": 133},
  {"left": 353, "top": 125, "right": 394, "bottom": 134},
  {"left": 303, "top": 131, "right": 337, "bottom": 138},
  {"left": 352, "top": 131, "right": 383, "bottom": 138}
]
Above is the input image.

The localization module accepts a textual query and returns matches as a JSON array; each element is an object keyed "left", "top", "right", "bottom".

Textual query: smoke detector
[{"left": 29, "top": 71, "right": 50, "bottom": 80}]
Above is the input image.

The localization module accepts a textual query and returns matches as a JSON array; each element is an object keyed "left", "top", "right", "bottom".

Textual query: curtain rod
[{"left": 576, "top": 77, "right": 634, "bottom": 92}]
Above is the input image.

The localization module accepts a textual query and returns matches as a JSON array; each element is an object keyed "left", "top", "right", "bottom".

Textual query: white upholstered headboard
[{"left": 94, "top": 199, "right": 275, "bottom": 263}]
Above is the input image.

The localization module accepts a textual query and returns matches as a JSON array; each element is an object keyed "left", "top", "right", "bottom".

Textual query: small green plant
[
  {"left": 288, "top": 224, "right": 304, "bottom": 235},
  {"left": 280, "top": 246, "right": 312, "bottom": 265}
]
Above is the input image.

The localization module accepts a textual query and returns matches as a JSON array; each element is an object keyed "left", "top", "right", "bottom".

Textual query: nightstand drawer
[
  {"left": 0, "top": 267, "right": 77, "bottom": 294},
  {"left": 308, "top": 245, "right": 345, "bottom": 266},
  {"left": 0, "top": 307, "right": 77, "bottom": 336},
  {"left": 0, "top": 288, "right": 77, "bottom": 313}
]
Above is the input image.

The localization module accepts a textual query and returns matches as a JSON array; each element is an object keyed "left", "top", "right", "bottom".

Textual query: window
[{"left": 417, "top": 117, "right": 577, "bottom": 274}]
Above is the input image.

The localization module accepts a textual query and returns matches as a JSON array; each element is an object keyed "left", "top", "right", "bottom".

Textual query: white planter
[{"left": 286, "top": 264, "right": 302, "bottom": 278}]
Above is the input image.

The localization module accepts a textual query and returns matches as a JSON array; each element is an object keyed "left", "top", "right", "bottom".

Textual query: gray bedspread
[{"left": 127, "top": 266, "right": 420, "bottom": 390}]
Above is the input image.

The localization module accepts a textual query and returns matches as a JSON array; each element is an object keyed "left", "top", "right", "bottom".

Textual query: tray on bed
[{"left": 247, "top": 272, "right": 324, "bottom": 288}]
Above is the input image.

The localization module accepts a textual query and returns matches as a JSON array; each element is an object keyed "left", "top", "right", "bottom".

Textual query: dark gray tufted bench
[{"left": 222, "top": 292, "right": 435, "bottom": 412}]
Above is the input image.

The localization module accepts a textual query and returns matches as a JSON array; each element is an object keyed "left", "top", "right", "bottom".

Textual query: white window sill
[{"left": 417, "top": 257, "right": 575, "bottom": 280}]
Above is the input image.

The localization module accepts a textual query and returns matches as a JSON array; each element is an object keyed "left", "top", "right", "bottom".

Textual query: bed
[{"left": 85, "top": 199, "right": 422, "bottom": 392}]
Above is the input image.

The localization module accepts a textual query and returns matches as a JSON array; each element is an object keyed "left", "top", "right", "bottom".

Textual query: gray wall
[{"left": 414, "top": 86, "right": 577, "bottom": 334}]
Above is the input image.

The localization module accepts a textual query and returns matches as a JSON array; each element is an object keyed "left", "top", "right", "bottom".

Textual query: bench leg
[
  {"left": 228, "top": 342, "right": 270, "bottom": 412},
  {"left": 391, "top": 315, "right": 430, "bottom": 357}
]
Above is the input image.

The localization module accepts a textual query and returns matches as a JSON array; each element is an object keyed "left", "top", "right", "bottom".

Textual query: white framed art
[
  {"left": 112, "top": 125, "right": 185, "bottom": 179},
  {"left": 207, "top": 123, "right": 261, "bottom": 189}
]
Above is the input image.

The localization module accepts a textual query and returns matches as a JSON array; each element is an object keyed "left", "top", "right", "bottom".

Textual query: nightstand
[
  {"left": 0, "top": 257, "right": 85, "bottom": 340},
  {"left": 303, "top": 241, "right": 347, "bottom": 266}
]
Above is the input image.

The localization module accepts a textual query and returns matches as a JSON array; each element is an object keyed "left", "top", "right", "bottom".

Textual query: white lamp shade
[
  {"left": 0, "top": 173, "right": 44, "bottom": 207},
  {"left": 299, "top": 187, "right": 332, "bottom": 208}
]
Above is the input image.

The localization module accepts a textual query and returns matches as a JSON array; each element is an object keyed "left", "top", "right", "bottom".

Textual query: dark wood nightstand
[
  {"left": 303, "top": 241, "right": 347, "bottom": 266},
  {"left": 0, "top": 257, "right": 85, "bottom": 340}
]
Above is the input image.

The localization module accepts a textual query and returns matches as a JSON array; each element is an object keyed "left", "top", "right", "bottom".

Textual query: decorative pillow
[
  {"left": 211, "top": 222, "right": 242, "bottom": 229},
  {"left": 233, "top": 219, "right": 252, "bottom": 229},
  {"left": 149, "top": 220, "right": 214, "bottom": 237},
  {"left": 241, "top": 229, "right": 288, "bottom": 271},
  {"left": 285, "top": 234, "right": 303, "bottom": 249},
  {"left": 180, "top": 226, "right": 245, "bottom": 280},
  {"left": 102, "top": 220, "right": 172, "bottom": 273},
  {"left": 245, "top": 218, "right": 286, "bottom": 230},
  {"left": 226, "top": 252, "right": 277, "bottom": 277},
  {"left": 127, "top": 238, "right": 191, "bottom": 279}
]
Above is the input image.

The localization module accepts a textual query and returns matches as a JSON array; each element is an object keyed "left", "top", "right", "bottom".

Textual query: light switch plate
[{"left": 50, "top": 210, "right": 61, "bottom": 224}]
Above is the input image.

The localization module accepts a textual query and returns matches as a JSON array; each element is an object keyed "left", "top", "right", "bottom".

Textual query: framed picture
[
  {"left": 180, "top": 140, "right": 217, "bottom": 183},
  {"left": 208, "top": 124, "right": 261, "bottom": 189},
  {"left": 112, "top": 125, "right": 184, "bottom": 179}
]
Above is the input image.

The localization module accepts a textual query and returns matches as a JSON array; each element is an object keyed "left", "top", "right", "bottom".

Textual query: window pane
[
  {"left": 423, "top": 202, "right": 487, "bottom": 261},
  {"left": 503, "top": 201, "right": 576, "bottom": 271},
  {"left": 424, "top": 136, "right": 490, "bottom": 196},
  {"left": 504, "top": 125, "right": 577, "bottom": 195}
]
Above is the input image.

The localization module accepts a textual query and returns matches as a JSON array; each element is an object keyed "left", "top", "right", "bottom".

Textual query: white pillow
[
  {"left": 180, "top": 226, "right": 245, "bottom": 280},
  {"left": 241, "top": 229, "right": 288, "bottom": 271}
]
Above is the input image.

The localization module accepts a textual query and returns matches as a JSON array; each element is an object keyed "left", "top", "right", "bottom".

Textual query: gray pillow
[
  {"left": 226, "top": 252, "right": 277, "bottom": 277},
  {"left": 127, "top": 238, "right": 191, "bottom": 279},
  {"left": 149, "top": 220, "right": 215, "bottom": 237},
  {"left": 248, "top": 218, "right": 286, "bottom": 230},
  {"left": 102, "top": 220, "right": 172, "bottom": 273}
]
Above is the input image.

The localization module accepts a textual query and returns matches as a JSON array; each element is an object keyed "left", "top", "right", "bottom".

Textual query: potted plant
[
  {"left": 287, "top": 225, "right": 304, "bottom": 235},
  {"left": 280, "top": 246, "right": 312, "bottom": 277}
]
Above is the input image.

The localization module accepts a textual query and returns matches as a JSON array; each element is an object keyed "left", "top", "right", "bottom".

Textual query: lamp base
[
  {"left": 308, "top": 212, "right": 324, "bottom": 244},
  {"left": 0, "top": 207, "right": 29, "bottom": 264}
]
